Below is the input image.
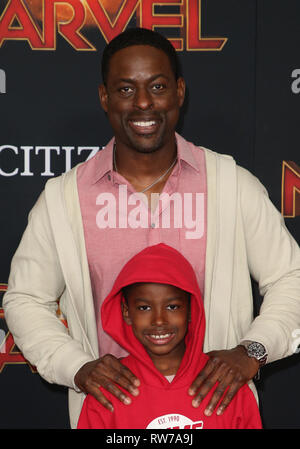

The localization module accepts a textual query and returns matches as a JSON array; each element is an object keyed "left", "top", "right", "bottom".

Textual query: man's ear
[
  {"left": 177, "top": 76, "right": 186, "bottom": 108},
  {"left": 121, "top": 301, "right": 132, "bottom": 325},
  {"left": 98, "top": 84, "right": 108, "bottom": 113}
]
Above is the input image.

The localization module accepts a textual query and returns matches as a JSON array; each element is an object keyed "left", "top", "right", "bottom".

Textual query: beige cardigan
[{"left": 4, "top": 148, "right": 300, "bottom": 428}]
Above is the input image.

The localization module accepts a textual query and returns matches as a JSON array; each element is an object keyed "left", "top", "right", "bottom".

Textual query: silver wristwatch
[{"left": 240, "top": 340, "right": 268, "bottom": 367}]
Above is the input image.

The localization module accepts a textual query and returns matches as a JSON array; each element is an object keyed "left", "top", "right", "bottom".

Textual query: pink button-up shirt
[{"left": 77, "top": 133, "right": 207, "bottom": 358}]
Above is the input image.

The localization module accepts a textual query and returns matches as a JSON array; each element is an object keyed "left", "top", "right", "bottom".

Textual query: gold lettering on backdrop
[{"left": 0, "top": 0, "right": 227, "bottom": 51}]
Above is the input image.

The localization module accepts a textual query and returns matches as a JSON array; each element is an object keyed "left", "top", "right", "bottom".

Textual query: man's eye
[
  {"left": 119, "top": 86, "right": 133, "bottom": 94},
  {"left": 152, "top": 83, "right": 165, "bottom": 91}
]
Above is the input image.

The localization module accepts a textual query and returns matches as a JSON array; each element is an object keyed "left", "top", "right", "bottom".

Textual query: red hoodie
[{"left": 77, "top": 244, "right": 262, "bottom": 429}]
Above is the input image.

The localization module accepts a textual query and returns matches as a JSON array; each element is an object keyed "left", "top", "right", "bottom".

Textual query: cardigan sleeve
[
  {"left": 3, "top": 190, "right": 93, "bottom": 388},
  {"left": 237, "top": 167, "right": 300, "bottom": 362}
]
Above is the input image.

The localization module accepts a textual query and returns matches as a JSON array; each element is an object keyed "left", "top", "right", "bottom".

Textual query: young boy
[{"left": 77, "top": 244, "right": 262, "bottom": 429}]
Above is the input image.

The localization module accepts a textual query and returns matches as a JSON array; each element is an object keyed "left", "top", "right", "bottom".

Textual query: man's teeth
[
  {"left": 132, "top": 120, "right": 156, "bottom": 127},
  {"left": 149, "top": 333, "right": 171, "bottom": 339}
]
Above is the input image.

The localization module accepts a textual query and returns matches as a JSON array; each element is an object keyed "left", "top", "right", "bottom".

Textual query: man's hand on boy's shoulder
[
  {"left": 188, "top": 346, "right": 259, "bottom": 416},
  {"left": 74, "top": 355, "right": 140, "bottom": 412},
  {"left": 74, "top": 348, "right": 258, "bottom": 414}
]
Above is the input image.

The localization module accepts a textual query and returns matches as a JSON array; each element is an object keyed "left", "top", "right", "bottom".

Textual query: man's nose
[{"left": 133, "top": 87, "right": 153, "bottom": 110}]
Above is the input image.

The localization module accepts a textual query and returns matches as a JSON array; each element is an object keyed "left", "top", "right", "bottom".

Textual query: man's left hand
[{"left": 188, "top": 345, "right": 259, "bottom": 416}]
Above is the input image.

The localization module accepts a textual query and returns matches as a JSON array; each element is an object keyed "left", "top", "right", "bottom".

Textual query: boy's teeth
[{"left": 150, "top": 333, "right": 171, "bottom": 339}]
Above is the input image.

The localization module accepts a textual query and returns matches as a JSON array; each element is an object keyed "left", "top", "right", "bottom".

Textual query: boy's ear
[
  {"left": 188, "top": 294, "right": 191, "bottom": 322},
  {"left": 121, "top": 301, "right": 132, "bottom": 325}
]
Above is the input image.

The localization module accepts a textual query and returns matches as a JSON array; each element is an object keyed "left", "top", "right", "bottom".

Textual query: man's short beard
[{"left": 129, "top": 135, "right": 165, "bottom": 154}]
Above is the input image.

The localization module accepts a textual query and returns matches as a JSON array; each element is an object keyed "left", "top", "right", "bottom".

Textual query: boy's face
[{"left": 122, "top": 283, "right": 190, "bottom": 368}]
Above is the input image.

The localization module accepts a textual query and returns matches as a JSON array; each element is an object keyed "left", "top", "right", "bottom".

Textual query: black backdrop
[{"left": 0, "top": 0, "right": 299, "bottom": 429}]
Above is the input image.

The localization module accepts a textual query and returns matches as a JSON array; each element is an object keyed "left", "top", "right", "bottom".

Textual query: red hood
[{"left": 101, "top": 244, "right": 208, "bottom": 387}]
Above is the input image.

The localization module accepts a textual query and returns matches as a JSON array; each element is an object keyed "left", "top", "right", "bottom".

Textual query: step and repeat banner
[{"left": 0, "top": 0, "right": 299, "bottom": 429}]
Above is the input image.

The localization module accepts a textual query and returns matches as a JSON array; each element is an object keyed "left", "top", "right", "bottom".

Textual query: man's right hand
[{"left": 74, "top": 355, "right": 140, "bottom": 412}]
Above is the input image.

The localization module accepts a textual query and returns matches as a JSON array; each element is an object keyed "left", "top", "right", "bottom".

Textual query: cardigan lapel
[{"left": 203, "top": 149, "right": 237, "bottom": 352}]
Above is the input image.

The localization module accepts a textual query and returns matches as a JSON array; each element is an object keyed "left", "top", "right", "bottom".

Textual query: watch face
[{"left": 248, "top": 342, "right": 267, "bottom": 359}]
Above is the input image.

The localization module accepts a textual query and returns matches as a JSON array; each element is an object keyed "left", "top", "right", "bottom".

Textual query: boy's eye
[
  {"left": 166, "top": 304, "right": 179, "bottom": 311},
  {"left": 137, "top": 305, "right": 151, "bottom": 311}
]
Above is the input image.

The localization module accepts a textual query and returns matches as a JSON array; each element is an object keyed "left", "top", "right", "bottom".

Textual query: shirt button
[
  {"left": 108, "top": 174, "right": 111, "bottom": 181},
  {"left": 151, "top": 223, "right": 156, "bottom": 228}
]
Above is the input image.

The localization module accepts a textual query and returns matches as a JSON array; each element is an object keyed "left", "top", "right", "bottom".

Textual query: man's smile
[{"left": 128, "top": 118, "right": 161, "bottom": 135}]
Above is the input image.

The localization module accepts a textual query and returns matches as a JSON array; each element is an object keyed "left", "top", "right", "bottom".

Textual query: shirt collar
[
  {"left": 175, "top": 132, "right": 200, "bottom": 173},
  {"left": 91, "top": 133, "right": 199, "bottom": 185},
  {"left": 91, "top": 138, "right": 115, "bottom": 184}
]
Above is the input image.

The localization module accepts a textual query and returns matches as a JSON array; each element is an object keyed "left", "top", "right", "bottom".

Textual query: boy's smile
[
  {"left": 122, "top": 282, "right": 190, "bottom": 375},
  {"left": 144, "top": 332, "right": 175, "bottom": 345}
]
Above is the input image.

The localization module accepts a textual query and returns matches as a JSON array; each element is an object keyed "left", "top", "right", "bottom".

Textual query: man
[{"left": 3, "top": 28, "right": 300, "bottom": 429}]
